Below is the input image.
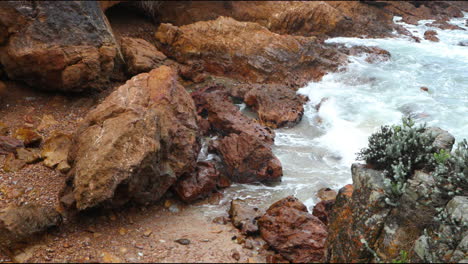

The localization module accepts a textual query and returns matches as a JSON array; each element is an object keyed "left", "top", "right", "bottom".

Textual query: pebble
[
  {"left": 232, "top": 250, "right": 241, "bottom": 261},
  {"left": 118, "top": 227, "right": 127, "bottom": 235},
  {"left": 143, "top": 229, "right": 152, "bottom": 237},
  {"left": 174, "top": 239, "right": 190, "bottom": 245}
]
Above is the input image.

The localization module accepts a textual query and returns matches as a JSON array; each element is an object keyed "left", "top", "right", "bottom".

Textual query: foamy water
[{"left": 201, "top": 14, "right": 468, "bottom": 213}]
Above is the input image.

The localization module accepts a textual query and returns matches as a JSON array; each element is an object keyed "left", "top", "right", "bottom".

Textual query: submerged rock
[
  {"left": 64, "top": 66, "right": 200, "bottom": 210},
  {"left": 156, "top": 16, "right": 346, "bottom": 89},
  {"left": 424, "top": 30, "right": 440, "bottom": 42},
  {"left": 0, "top": 1, "right": 121, "bottom": 92},
  {"left": 258, "top": 196, "right": 328, "bottom": 263}
]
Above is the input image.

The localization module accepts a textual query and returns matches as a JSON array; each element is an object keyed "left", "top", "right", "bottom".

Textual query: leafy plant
[{"left": 391, "top": 250, "right": 409, "bottom": 263}]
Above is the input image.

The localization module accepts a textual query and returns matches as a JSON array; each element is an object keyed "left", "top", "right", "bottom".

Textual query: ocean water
[{"left": 202, "top": 14, "right": 468, "bottom": 213}]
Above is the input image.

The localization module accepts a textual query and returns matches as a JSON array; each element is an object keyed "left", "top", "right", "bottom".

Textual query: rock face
[
  {"left": 156, "top": 1, "right": 395, "bottom": 38},
  {"left": 244, "top": 85, "right": 306, "bottom": 128},
  {"left": 258, "top": 196, "right": 328, "bottom": 263},
  {"left": 65, "top": 66, "right": 200, "bottom": 210},
  {"left": 0, "top": 1, "right": 120, "bottom": 92},
  {"left": 215, "top": 133, "right": 282, "bottom": 183},
  {"left": 174, "top": 161, "right": 219, "bottom": 202},
  {"left": 120, "top": 37, "right": 167, "bottom": 76},
  {"left": 155, "top": 16, "right": 346, "bottom": 89},
  {"left": 0, "top": 204, "right": 61, "bottom": 250}
]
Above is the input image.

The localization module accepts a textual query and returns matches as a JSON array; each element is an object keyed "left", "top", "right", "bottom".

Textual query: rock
[
  {"left": 317, "top": 187, "right": 338, "bottom": 201},
  {"left": 229, "top": 199, "right": 264, "bottom": 235},
  {"left": 420, "top": 86, "right": 429, "bottom": 92},
  {"left": 155, "top": 16, "right": 347, "bottom": 89},
  {"left": 16, "top": 148, "right": 42, "bottom": 164},
  {"left": 347, "top": 46, "right": 391, "bottom": 63},
  {"left": 120, "top": 37, "right": 167, "bottom": 76},
  {"left": 312, "top": 199, "right": 335, "bottom": 225},
  {"left": 0, "top": 122, "right": 8, "bottom": 136},
  {"left": 41, "top": 132, "right": 72, "bottom": 173},
  {"left": 192, "top": 89, "right": 275, "bottom": 145},
  {"left": 13, "top": 128, "right": 42, "bottom": 147},
  {"left": 215, "top": 133, "right": 282, "bottom": 183},
  {"left": 0, "top": 1, "right": 121, "bottom": 92},
  {"left": 459, "top": 41, "right": 468, "bottom": 47},
  {"left": 175, "top": 239, "right": 190, "bottom": 245},
  {"left": 64, "top": 66, "right": 200, "bottom": 210},
  {"left": 143, "top": 230, "right": 152, "bottom": 237},
  {"left": 0, "top": 136, "right": 23, "bottom": 155},
  {"left": 157, "top": 1, "right": 394, "bottom": 38},
  {"left": 244, "top": 85, "right": 306, "bottom": 128},
  {"left": 266, "top": 254, "right": 290, "bottom": 263},
  {"left": 426, "top": 20, "right": 465, "bottom": 31},
  {"left": 258, "top": 196, "right": 328, "bottom": 263},
  {"left": 174, "top": 161, "right": 219, "bottom": 202},
  {"left": 0, "top": 204, "right": 61, "bottom": 250},
  {"left": 424, "top": 30, "right": 440, "bottom": 42},
  {"left": 231, "top": 250, "right": 241, "bottom": 261},
  {"left": 101, "top": 252, "right": 122, "bottom": 263},
  {"left": 3, "top": 153, "right": 26, "bottom": 172},
  {"left": 37, "top": 115, "right": 58, "bottom": 131},
  {"left": 425, "top": 127, "right": 455, "bottom": 152}
]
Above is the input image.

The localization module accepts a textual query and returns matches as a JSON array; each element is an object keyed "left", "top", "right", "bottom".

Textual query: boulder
[
  {"left": 192, "top": 89, "right": 275, "bottom": 145},
  {"left": 64, "top": 66, "right": 200, "bottom": 210},
  {"left": 120, "top": 37, "right": 167, "bottom": 76},
  {"left": 214, "top": 133, "right": 282, "bottom": 183},
  {"left": 424, "top": 30, "right": 440, "bottom": 42},
  {"left": 425, "top": 127, "right": 455, "bottom": 152},
  {"left": 258, "top": 196, "right": 328, "bottom": 263},
  {"left": 0, "top": 204, "right": 61, "bottom": 250},
  {"left": 244, "top": 85, "right": 306, "bottom": 128},
  {"left": 155, "top": 16, "right": 347, "bottom": 89},
  {"left": 229, "top": 199, "right": 264, "bottom": 235},
  {"left": 0, "top": 1, "right": 121, "bottom": 92},
  {"left": 174, "top": 161, "right": 219, "bottom": 202},
  {"left": 312, "top": 199, "right": 335, "bottom": 225}
]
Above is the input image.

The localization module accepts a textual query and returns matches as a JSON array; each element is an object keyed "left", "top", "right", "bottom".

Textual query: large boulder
[
  {"left": 155, "top": 16, "right": 347, "bottom": 89},
  {"left": 64, "top": 66, "right": 200, "bottom": 210},
  {"left": 0, "top": 1, "right": 121, "bottom": 92},
  {"left": 258, "top": 196, "right": 328, "bottom": 263}
]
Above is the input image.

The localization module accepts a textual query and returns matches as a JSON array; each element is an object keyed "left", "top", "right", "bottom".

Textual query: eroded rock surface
[{"left": 64, "top": 66, "right": 200, "bottom": 210}]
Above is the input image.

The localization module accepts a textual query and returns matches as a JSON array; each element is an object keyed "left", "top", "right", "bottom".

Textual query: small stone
[
  {"left": 164, "top": 200, "right": 172, "bottom": 208},
  {"left": 118, "top": 227, "right": 127, "bottom": 235},
  {"left": 232, "top": 250, "right": 241, "bottom": 261},
  {"left": 119, "top": 247, "right": 128, "bottom": 254},
  {"left": 174, "top": 239, "right": 190, "bottom": 245},
  {"left": 143, "top": 230, "right": 152, "bottom": 237},
  {"left": 13, "top": 128, "right": 42, "bottom": 147},
  {"left": 41, "top": 132, "right": 72, "bottom": 170},
  {"left": 102, "top": 252, "right": 122, "bottom": 263},
  {"left": 0, "top": 136, "right": 24, "bottom": 154},
  {"left": 159, "top": 239, "right": 166, "bottom": 243},
  {"left": 134, "top": 243, "right": 144, "bottom": 249},
  {"left": 37, "top": 114, "right": 58, "bottom": 131},
  {"left": 63, "top": 242, "right": 72, "bottom": 248},
  {"left": 0, "top": 122, "right": 9, "bottom": 136},
  {"left": 109, "top": 214, "right": 117, "bottom": 221},
  {"left": 420, "top": 86, "right": 429, "bottom": 92},
  {"left": 16, "top": 148, "right": 42, "bottom": 163},
  {"left": 200, "top": 239, "right": 210, "bottom": 242},
  {"left": 211, "top": 229, "right": 223, "bottom": 234},
  {"left": 3, "top": 152, "right": 26, "bottom": 172}
]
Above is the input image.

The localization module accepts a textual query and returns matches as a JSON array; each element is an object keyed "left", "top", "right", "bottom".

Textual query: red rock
[
  {"left": 229, "top": 199, "right": 264, "bottom": 235},
  {"left": 0, "top": 136, "right": 23, "bottom": 155},
  {"left": 215, "top": 133, "right": 282, "bottom": 183},
  {"left": 258, "top": 196, "right": 328, "bottom": 263},
  {"left": 174, "top": 161, "right": 219, "bottom": 202},
  {"left": 244, "top": 85, "right": 306, "bottom": 128},
  {"left": 0, "top": 1, "right": 121, "bottom": 92},
  {"left": 120, "top": 37, "right": 167, "bottom": 76},
  {"left": 424, "top": 30, "right": 440, "bottom": 42},
  {"left": 155, "top": 16, "right": 346, "bottom": 89},
  {"left": 64, "top": 66, "right": 200, "bottom": 210},
  {"left": 312, "top": 199, "right": 335, "bottom": 225},
  {"left": 192, "top": 89, "right": 275, "bottom": 145}
]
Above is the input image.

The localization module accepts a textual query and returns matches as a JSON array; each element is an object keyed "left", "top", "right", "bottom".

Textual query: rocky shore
[{"left": 0, "top": 1, "right": 467, "bottom": 263}]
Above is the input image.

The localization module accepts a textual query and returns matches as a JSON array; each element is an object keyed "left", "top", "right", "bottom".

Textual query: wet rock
[
  {"left": 0, "top": 136, "right": 23, "bottom": 155},
  {"left": 229, "top": 199, "right": 264, "bottom": 235},
  {"left": 424, "top": 30, "right": 440, "bottom": 42},
  {"left": 347, "top": 46, "right": 391, "bottom": 63},
  {"left": 16, "top": 148, "right": 42, "bottom": 164},
  {"left": 244, "top": 85, "right": 306, "bottom": 128},
  {"left": 174, "top": 161, "right": 219, "bottom": 202},
  {"left": 120, "top": 37, "right": 167, "bottom": 76},
  {"left": 156, "top": 16, "right": 347, "bottom": 89},
  {"left": 41, "top": 132, "right": 73, "bottom": 173},
  {"left": 317, "top": 187, "right": 338, "bottom": 201},
  {"left": 0, "top": 1, "right": 121, "bottom": 92},
  {"left": 174, "top": 239, "right": 190, "bottom": 245},
  {"left": 64, "top": 66, "right": 200, "bottom": 210},
  {"left": 13, "top": 128, "right": 42, "bottom": 147},
  {"left": 425, "top": 127, "right": 455, "bottom": 152},
  {"left": 3, "top": 153, "right": 26, "bottom": 172},
  {"left": 459, "top": 41, "right": 468, "bottom": 47},
  {"left": 215, "top": 133, "right": 282, "bottom": 183},
  {"left": 258, "top": 196, "right": 328, "bottom": 263},
  {"left": 0, "top": 204, "right": 61, "bottom": 250},
  {"left": 192, "top": 89, "right": 275, "bottom": 145},
  {"left": 426, "top": 20, "right": 465, "bottom": 31},
  {"left": 312, "top": 199, "right": 335, "bottom": 225}
]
